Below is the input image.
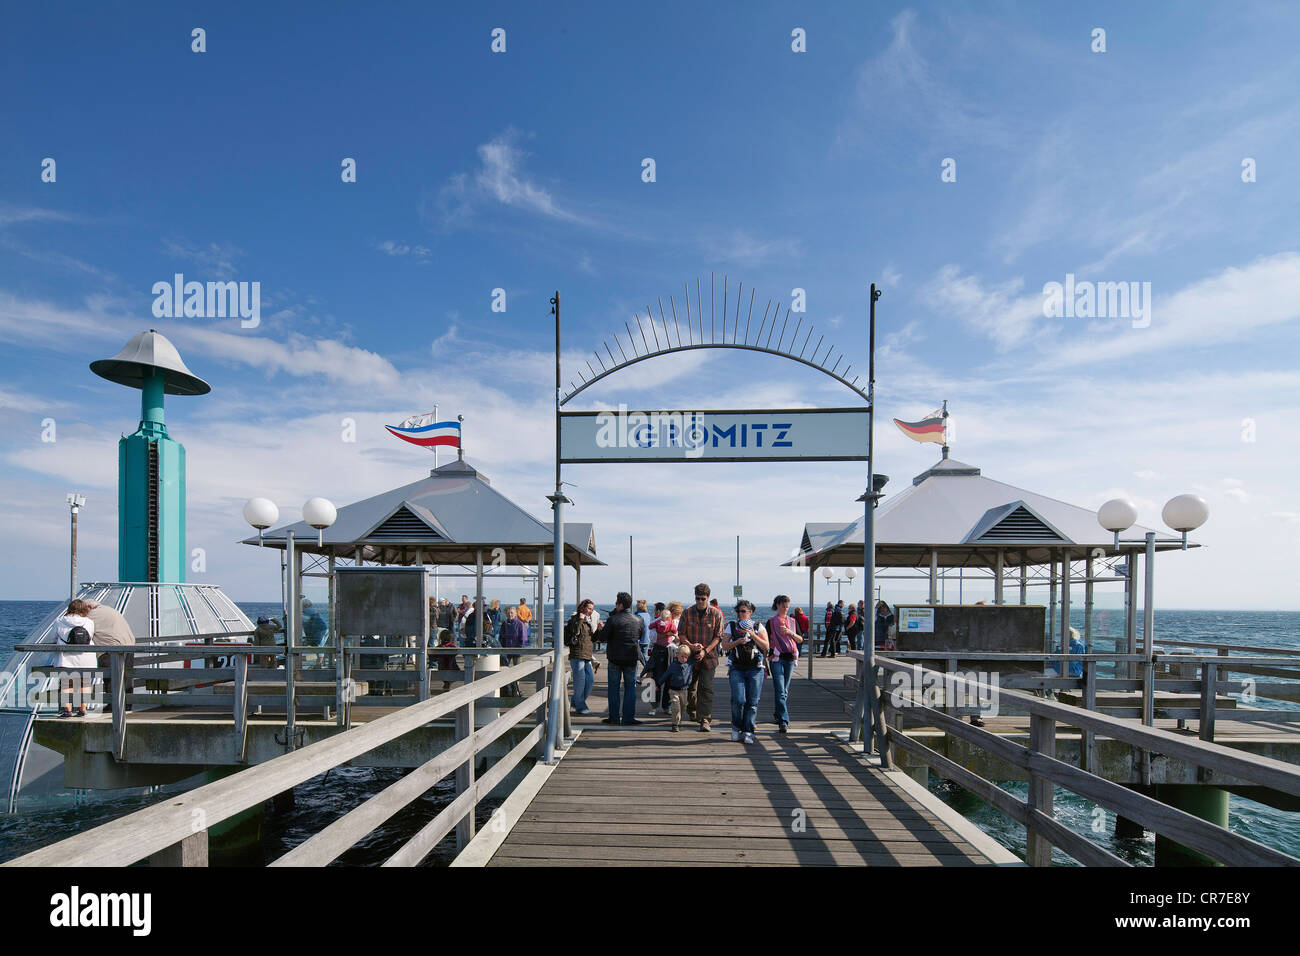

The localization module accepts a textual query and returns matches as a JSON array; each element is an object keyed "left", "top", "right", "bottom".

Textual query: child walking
[{"left": 663, "top": 644, "right": 694, "bottom": 731}]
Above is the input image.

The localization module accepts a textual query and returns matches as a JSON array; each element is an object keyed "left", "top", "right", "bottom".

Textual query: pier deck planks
[{"left": 489, "top": 652, "right": 997, "bottom": 867}]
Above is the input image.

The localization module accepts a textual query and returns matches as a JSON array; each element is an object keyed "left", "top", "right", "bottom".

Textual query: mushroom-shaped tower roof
[{"left": 90, "top": 329, "right": 211, "bottom": 395}]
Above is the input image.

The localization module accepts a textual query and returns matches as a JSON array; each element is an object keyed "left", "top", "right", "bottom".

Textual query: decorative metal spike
[
  {"left": 812, "top": 335, "right": 824, "bottom": 364},
  {"left": 670, "top": 295, "right": 682, "bottom": 347},
  {"left": 721, "top": 275, "right": 728, "bottom": 343},
  {"left": 755, "top": 299, "right": 772, "bottom": 344},
  {"left": 635, "top": 314, "right": 650, "bottom": 353},
  {"left": 614, "top": 331, "right": 628, "bottom": 363},
  {"left": 791, "top": 318, "right": 805, "bottom": 356},
  {"left": 605, "top": 342, "right": 617, "bottom": 366},
  {"left": 647, "top": 308, "right": 660, "bottom": 350},
  {"left": 711, "top": 273, "right": 715, "bottom": 343},
  {"left": 658, "top": 298, "right": 671, "bottom": 350},
  {"left": 743, "top": 288, "right": 755, "bottom": 344},
  {"left": 685, "top": 282, "right": 694, "bottom": 346},
  {"left": 830, "top": 355, "right": 843, "bottom": 374},
  {"left": 767, "top": 302, "right": 781, "bottom": 348},
  {"left": 800, "top": 325, "right": 814, "bottom": 358},
  {"left": 625, "top": 321, "right": 639, "bottom": 356},
  {"left": 697, "top": 277, "right": 703, "bottom": 343},
  {"left": 842, "top": 364, "right": 853, "bottom": 380},
  {"left": 733, "top": 281, "right": 742, "bottom": 344},
  {"left": 777, "top": 308, "right": 791, "bottom": 351},
  {"left": 595, "top": 352, "right": 606, "bottom": 372}
]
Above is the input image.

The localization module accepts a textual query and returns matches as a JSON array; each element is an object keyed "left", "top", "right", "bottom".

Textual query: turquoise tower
[{"left": 90, "top": 330, "right": 211, "bottom": 583}]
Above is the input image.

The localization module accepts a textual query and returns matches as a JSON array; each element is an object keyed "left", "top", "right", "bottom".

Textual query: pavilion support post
[
  {"left": 1048, "top": 553, "right": 1058, "bottom": 653},
  {"left": 1142, "top": 532, "right": 1156, "bottom": 728},
  {"left": 994, "top": 549, "right": 1004, "bottom": 605},
  {"left": 928, "top": 550, "right": 938, "bottom": 605},
  {"left": 1019, "top": 561, "right": 1027, "bottom": 605},
  {"left": 537, "top": 549, "right": 545, "bottom": 648},
  {"left": 284, "top": 531, "right": 297, "bottom": 752},
  {"left": 475, "top": 550, "right": 484, "bottom": 649},
  {"left": 807, "top": 565, "right": 815, "bottom": 681},
  {"left": 1084, "top": 554, "right": 1094, "bottom": 648},
  {"left": 1125, "top": 548, "right": 1138, "bottom": 680},
  {"left": 1060, "top": 549, "right": 1071, "bottom": 657}
]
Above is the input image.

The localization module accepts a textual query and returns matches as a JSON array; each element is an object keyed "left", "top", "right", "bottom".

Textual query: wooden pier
[{"left": 463, "top": 654, "right": 1015, "bottom": 867}]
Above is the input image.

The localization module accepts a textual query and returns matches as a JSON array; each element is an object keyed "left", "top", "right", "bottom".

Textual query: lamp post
[
  {"left": 820, "top": 565, "right": 857, "bottom": 601},
  {"left": 1097, "top": 493, "right": 1208, "bottom": 732},
  {"left": 66, "top": 493, "right": 86, "bottom": 599},
  {"left": 244, "top": 496, "right": 335, "bottom": 752}
]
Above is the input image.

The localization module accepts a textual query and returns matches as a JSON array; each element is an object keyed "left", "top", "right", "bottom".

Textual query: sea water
[{"left": 2, "top": 601, "right": 1298, "bottom": 865}]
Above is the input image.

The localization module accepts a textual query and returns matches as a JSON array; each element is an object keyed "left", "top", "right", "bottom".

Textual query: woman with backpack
[
  {"left": 55, "top": 598, "right": 97, "bottom": 717},
  {"left": 766, "top": 595, "right": 802, "bottom": 733},
  {"left": 564, "top": 599, "right": 599, "bottom": 715},
  {"left": 721, "top": 599, "right": 769, "bottom": 743}
]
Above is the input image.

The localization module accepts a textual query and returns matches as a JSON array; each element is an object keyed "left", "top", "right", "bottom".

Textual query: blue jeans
[
  {"left": 729, "top": 665, "right": 765, "bottom": 734},
  {"left": 769, "top": 657, "right": 795, "bottom": 727},
  {"left": 571, "top": 659, "right": 594, "bottom": 712},
  {"left": 607, "top": 662, "right": 638, "bottom": 724}
]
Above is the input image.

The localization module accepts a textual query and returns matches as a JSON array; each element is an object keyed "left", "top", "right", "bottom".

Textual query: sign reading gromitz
[{"left": 559, "top": 406, "right": 869, "bottom": 463}]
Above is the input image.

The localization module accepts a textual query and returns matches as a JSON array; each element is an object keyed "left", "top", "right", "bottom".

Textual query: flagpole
[
  {"left": 457, "top": 414, "right": 464, "bottom": 461},
  {"left": 941, "top": 400, "right": 949, "bottom": 460}
]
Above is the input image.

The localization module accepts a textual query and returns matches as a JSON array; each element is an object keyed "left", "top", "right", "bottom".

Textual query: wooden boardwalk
[{"left": 487, "top": 652, "right": 1012, "bottom": 866}]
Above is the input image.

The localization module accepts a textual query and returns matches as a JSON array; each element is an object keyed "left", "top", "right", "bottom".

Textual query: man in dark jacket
[{"left": 602, "top": 592, "right": 645, "bottom": 725}]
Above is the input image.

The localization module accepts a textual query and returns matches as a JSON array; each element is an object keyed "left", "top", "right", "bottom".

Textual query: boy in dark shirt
[{"left": 664, "top": 644, "right": 695, "bottom": 732}]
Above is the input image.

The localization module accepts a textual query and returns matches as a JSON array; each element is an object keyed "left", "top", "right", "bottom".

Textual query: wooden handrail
[
  {"left": 3, "top": 652, "right": 554, "bottom": 868},
  {"left": 868, "top": 654, "right": 1300, "bottom": 866}
]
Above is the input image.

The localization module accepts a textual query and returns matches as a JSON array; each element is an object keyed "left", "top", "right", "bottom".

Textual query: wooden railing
[
  {"left": 4, "top": 649, "right": 565, "bottom": 867},
  {"left": 854, "top": 652, "right": 1300, "bottom": 867}
]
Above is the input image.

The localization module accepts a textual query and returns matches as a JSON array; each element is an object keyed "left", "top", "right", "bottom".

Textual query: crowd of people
[{"left": 563, "top": 584, "right": 815, "bottom": 742}]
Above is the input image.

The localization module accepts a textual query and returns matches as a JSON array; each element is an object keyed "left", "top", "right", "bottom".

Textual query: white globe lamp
[
  {"left": 302, "top": 497, "right": 337, "bottom": 546},
  {"left": 243, "top": 497, "right": 280, "bottom": 545},
  {"left": 1163, "top": 494, "right": 1208, "bottom": 548},
  {"left": 1097, "top": 498, "right": 1138, "bottom": 548}
]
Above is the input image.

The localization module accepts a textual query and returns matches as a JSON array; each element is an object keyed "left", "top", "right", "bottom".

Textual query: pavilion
[
  {"left": 786, "top": 454, "right": 1197, "bottom": 656},
  {"left": 242, "top": 458, "right": 604, "bottom": 646}
]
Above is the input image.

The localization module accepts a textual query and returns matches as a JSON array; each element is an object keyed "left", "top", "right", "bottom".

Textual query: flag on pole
[
  {"left": 893, "top": 409, "right": 946, "bottom": 445},
  {"left": 385, "top": 414, "right": 461, "bottom": 450}
]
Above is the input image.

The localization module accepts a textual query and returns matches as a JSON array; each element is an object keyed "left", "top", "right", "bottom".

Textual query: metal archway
[{"left": 559, "top": 275, "right": 870, "bottom": 406}]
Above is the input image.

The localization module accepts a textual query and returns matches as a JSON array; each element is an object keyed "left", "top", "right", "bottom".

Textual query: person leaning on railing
[{"left": 86, "top": 600, "right": 137, "bottom": 714}]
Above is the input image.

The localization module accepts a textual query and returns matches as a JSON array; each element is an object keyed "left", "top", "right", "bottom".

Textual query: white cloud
[
  {"left": 436, "top": 129, "right": 588, "bottom": 228},
  {"left": 161, "top": 238, "right": 244, "bottom": 279},
  {"left": 376, "top": 240, "right": 431, "bottom": 260}
]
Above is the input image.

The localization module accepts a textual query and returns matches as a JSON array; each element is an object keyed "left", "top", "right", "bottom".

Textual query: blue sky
[{"left": 2, "top": 2, "right": 1298, "bottom": 610}]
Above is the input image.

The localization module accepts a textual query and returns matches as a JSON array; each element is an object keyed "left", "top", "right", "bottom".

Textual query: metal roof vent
[
  {"left": 368, "top": 506, "right": 443, "bottom": 541},
  {"left": 965, "top": 501, "right": 1070, "bottom": 544}
]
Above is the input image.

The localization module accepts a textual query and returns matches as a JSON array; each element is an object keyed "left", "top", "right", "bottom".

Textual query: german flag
[{"left": 893, "top": 411, "right": 946, "bottom": 444}]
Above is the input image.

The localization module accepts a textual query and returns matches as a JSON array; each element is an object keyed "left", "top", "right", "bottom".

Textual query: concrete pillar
[
  {"left": 1153, "top": 785, "right": 1229, "bottom": 867},
  {"left": 928, "top": 550, "right": 938, "bottom": 605},
  {"left": 994, "top": 549, "right": 1004, "bottom": 605},
  {"left": 1115, "top": 814, "right": 1145, "bottom": 840},
  {"left": 206, "top": 767, "right": 264, "bottom": 865}
]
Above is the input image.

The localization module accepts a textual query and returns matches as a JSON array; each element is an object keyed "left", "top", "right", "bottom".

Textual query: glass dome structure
[{"left": 0, "top": 582, "right": 253, "bottom": 812}]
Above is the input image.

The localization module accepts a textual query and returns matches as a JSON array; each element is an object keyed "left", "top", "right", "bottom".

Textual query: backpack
[
  {"left": 65, "top": 624, "right": 91, "bottom": 645},
  {"left": 729, "top": 622, "right": 761, "bottom": 671}
]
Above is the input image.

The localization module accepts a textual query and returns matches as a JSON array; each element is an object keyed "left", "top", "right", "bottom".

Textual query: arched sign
[
  {"left": 556, "top": 276, "right": 870, "bottom": 464},
  {"left": 543, "top": 276, "right": 884, "bottom": 762}
]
